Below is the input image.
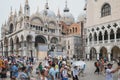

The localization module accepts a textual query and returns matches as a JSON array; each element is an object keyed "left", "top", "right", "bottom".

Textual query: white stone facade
[
  {"left": 85, "top": 0, "right": 120, "bottom": 61},
  {"left": 0, "top": 1, "right": 65, "bottom": 59},
  {"left": 63, "top": 35, "right": 81, "bottom": 59}
]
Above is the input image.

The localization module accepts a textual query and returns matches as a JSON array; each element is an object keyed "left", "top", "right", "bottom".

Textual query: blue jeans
[{"left": 62, "top": 77, "right": 68, "bottom": 80}]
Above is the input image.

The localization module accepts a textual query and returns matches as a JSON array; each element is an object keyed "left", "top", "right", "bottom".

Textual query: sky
[{"left": 0, "top": 0, "right": 85, "bottom": 30}]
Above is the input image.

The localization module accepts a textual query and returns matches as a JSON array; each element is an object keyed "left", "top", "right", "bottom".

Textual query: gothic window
[
  {"left": 99, "top": 31, "right": 102, "bottom": 41},
  {"left": 73, "top": 28, "right": 74, "bottom": 33},
  {"left": 94, "top": 32, "right": 97, "bottom": 41},
  {"left": 101, "top": 3, "right": 111, "bottom": 17},
  {"left": 51, "top": 37, "right": 58, "bottom": 44},
  {"left": 75, "top": 28, "right": 77, "bottom": 32},
  {"left": 104, "top": 30, "right": 108, "bottom": 40},
  {"left": 9, "top": 23, "right": 14, "bottom": 34},
  {"left": 110, "top": 29, "right": 114, "bottom": 39},
  {"left": 89, "top": 33, "right": 92, "bottom": 42},
  {"left": 116, "top": 28, "right": 120, "bottom": 39}
]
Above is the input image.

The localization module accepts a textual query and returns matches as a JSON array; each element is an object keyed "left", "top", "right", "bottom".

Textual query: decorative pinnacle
[
  {"left": 10, "top": 6, "right": 13, "bottom": 15},
  {"left": 25, "top": 0, "right": 28, "bottom": 4}
]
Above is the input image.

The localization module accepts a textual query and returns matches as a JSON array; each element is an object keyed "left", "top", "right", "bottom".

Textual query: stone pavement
[{"left": 5, "top": 60, "right": 119, "bottom": 80}]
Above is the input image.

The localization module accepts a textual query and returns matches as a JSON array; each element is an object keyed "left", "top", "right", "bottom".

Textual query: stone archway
[
  {"left": 10, "top": 38, "right": 14, "bottom": 54},
  {"left": 100, "top": 47, "right": 108, "bottom": 59},
  {"left": 90, "top": 47, "right": 97, "bottom": 60},
  {"left": 35, "top": 35, "right": 47, "bottom": 59},
  {"left": 111, "top": 46, "right": 120, "bottom": 60},
  {"left": 4, "top": 37, "right": 8, "bottom": 56}
]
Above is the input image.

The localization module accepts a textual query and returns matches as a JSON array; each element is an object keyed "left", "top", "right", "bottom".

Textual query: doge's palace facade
[{"left": 85, "top": 0, "right": 120, "bottom": 61}]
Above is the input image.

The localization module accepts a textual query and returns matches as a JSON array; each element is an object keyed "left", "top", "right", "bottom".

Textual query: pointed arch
[
  {"left": 110, "top": 29, "right": 114, "bottom": 39},
  {"left": 104, "top": 30, "right": 108, "bottom": 40},
  {"left": 117, "top": 28, "right": 120, "bottom": 39},
  {"left": 89, "top": 33, "right": 92, "bottom": 42},
  {"left": 94, "top": 32, "right": 97, "bottom": 41},
  {"left": 99, "top": 31, "right": 102, "bottom": 41}
]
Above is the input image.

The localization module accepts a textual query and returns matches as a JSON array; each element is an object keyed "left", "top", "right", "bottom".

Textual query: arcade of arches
[
  {"left": 0, "top": 35, "right": 59, "bottom": 59},
  {"left": 89, "top": 46, "right": 120, "bottom": 61}
]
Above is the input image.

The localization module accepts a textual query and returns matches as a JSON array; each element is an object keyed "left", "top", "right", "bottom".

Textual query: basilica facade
[
  {"left": 85, "top": 0, "right": 120, "bottom": 61},
  {"left": 0, "top": 0, "right": 84, "bottom": 59}
]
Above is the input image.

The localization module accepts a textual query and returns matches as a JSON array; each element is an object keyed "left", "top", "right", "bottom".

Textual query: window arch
[
  {"left": 94, "top": 32, "right": 97, "bottom": 41},
  {"left": 10, "top": 23, "right": 14, "bottom": 34},
  {"left": 101, "top": 3, "right": 111, "bottom": 17},
  {"left": 110, "top": 29, "right": 114, "bottom": 39},
  {"left": 89, "top": 33, "right": 92, "bottom": 42},
  {"left": 104, "top": 30, "right": 108, "bottom": 40},
  {"left": 75, "top": 27, "right": 77, "bottom": 32},
  {"left": 99, "top": 31, "right": 102, "bottom": 41},
  {"left": 116, "top": 28, "right": 120, "bottom": 39}
]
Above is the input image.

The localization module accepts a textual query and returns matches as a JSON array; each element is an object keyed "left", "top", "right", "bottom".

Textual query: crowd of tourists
[
  {"left": 0, "top": 54, "right": 85, "bottom": 80},
  {"left": 36, "top": 57, "right": 85, "bottom": 80},
  {"left": 0, "top": 55, "right": 34, "bottom": 80}
]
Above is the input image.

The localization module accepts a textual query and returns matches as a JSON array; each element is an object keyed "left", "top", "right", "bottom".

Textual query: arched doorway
[
  {"left": 100, "top": 47, "right": 108, "bottom": 59},
  {"left": 4, "top": 37, "right": 8, "bottom": 56},
  {"left": 26, "top": 35, "right": 33, "bottom": 57},
  {"left": 35, "top": 35, "right": 47, "bottom": 59},
  {"left": 1, "top": 42, "right": 3, "bottom": 56},
  {"left": 90, "top": 47, "right": 97, "bottom": 60},
  {"left": 111, "top": 46, "right": 120, "bottom": 60},
  {"left": 15, "top": 37, "right": 20, "bottom": 55},
  {"left": 10, "top": 38, "right": 14, "bottom": 54}
]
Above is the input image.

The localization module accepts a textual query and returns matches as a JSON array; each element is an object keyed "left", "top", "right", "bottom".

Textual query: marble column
[
  {"left": 97, "top": 35, "right": 99, "bottom": 44},
  {"left": 88, "top": 37, "right": 90, "bottom": 45},
  {"left": 97, "top": 53, "right": 99, "bottom": 60},
  {"left": 102, "top": 35, "right": 104, "bottom": 43},
  {"left": 108, "top": 53, "right": 111, "bottom": 61},
  {"left": 114, "top": 32, "right": 117, "bottom": 42},
  {"left": 108, "top": 33, "right": 110, "bottom": 43},
  {"left": 87, "top": 54, "right": 90, "bottom": 60}
]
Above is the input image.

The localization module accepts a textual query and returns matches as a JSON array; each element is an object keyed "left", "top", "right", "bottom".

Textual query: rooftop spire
[
  {"left": 14, "top": 9, "right": 17, "bottom": 16},
  {"left": 10, "top": 6, "right": 13, "bottom": 15},
  {"left": 45, "top": 0, "right": 49, "bottom": 9},
  {"left": 25, "top": 0, "right": 28, "bottom": 5},
  {"left": 19, "top": 4, "right": 23, "bottom": 14},
  {"left": 36, "top": 6, "right": 39, "bottom": 13},
  {"left": 64, "top": 0, "right": 69, "bottom": 12},
  {"left": 57, "top": 8, "right": 61, "bottom": 18}
]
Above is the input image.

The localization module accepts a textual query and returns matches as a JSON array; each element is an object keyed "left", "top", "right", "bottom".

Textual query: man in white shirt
[{"left": 73, "top": 66, "right": 79, "bottom": 80}]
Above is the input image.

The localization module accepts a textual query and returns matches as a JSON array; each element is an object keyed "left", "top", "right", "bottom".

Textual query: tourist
[
  {"left": 72, "top": 66, "right": 79, "bottom": 80},
  {"left": 17, "top": 66, "right": 29, "bottom": 80},
  {"left": 39, "top": 69, "right": 48, "bottom": 80},
  {"left": 48, "top": 63, "right": 56, "bottom": 80},
  {"left": 38, "top": 62, "right": 43, "bottom": 74},
  {"left": 11, "top": 63, "right": 18, "bottom": 80},
  {"left": 94, "top": 60, "right": 100, "bottom": 74},
  {"left": 105, "top": 63, "right": 114, "bottom": 80}
]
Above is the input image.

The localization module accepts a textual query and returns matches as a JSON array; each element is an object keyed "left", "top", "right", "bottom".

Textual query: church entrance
[{"left": 35, "top": 35, "right": 47, "bottom": 59}]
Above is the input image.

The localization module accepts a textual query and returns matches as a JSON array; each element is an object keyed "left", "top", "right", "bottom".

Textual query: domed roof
[
  {"left": 40, "top": 9, "right": 56, "bottom": 18},
  {"left": 40, "top": 2, "right": 56, "bottom": 18},
  {"left": 62, "top": 12, "right": 74, "bottom": 20},
  {"left": 77, "top": 13, "right": 86, "bottom": 22}
]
